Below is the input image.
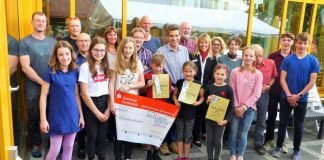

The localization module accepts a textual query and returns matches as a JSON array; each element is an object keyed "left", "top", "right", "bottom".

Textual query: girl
[
  {"left": 228, "top": 47, "right": 263, "bottom": 160},
  {"left": 78, "top": 37, "right": 110, "bottom": 160},
  {"left": 211, "top": 37, "right": 226, "bottom": 59},
  {"left": 205, "top": 64, "right": 234, "bottom": 160},
  {"left": 192, "top": 33, "right": 217, "bottom": 147},
  {"left": 40, "top": 41, "right": 84, "bottom": 160},
  {"left": 172, "top": 61, "right": 204, "bottom": 160},
  {"left": 109, "top": 37, "right": 145, "bottom": 160}
]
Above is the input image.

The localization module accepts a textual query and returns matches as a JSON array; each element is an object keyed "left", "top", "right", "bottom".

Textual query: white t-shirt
[
  {"left": 111, "top": 59, "right": 144, "bottom": 95},
  {"left": 108, "top": 53, "right": 116, "bottom": 70},
  {"left": 78, "top": 62, "right": 109, "bottom": 97}
]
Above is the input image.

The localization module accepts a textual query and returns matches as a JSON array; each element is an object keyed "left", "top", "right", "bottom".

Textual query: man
[
  {"left": 179, "top": 22, "right": 196, "bottom": 57},
  {"left": 252, "top": 44, "right": 277, "bottom": 155},
  {"left": 75, "top": 32, "right": 91, "bottom": 159},
  {"left": 157, "top": 24, "right": 189, "bottom": 155},
  {"left": 272, "top": 32, "right": 319, "bottom": 160},
  {"left": 63, "top": 17, "right": 81, "bottom": 51},
  {"left": 8, "top": 35, "right": 19, "bottom": 77},
  {"left": 265, "top": 32, "right": 295, "bottom": 153},
  {"left": 140, "top": 15, "right": 161, "bottom": 53},
  {"left": 131, "top": 27, "right": 152, "bottom": 73},
  {"left": 19, "top": 12, "right": 56, "bottom": 158}
]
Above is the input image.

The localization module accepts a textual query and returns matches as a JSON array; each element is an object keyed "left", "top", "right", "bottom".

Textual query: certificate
[
  {"left": 178, "top": 81, "right": 201, "bottom": 105},
  {"left": 152, "top": 74, "right": 169, "bottom": 98},
  {"left": 114, "top": 92, "right": 179, "bottom": 147},
  {"left": 205, "top": 96, "right": 230, "bottom": 122}
]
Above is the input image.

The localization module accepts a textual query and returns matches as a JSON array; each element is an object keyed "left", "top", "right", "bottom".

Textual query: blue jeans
[
  {"left": 229, "top": 108, "right": 255, "bottom": 156},
  {"left": 254, "top": 92, "right": 269, "bottom": 146},
  {"left": 276, "top": 99, "right": 307, "bottom": 152}
]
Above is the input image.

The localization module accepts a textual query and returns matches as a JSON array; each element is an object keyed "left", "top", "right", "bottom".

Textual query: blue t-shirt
[
  {"left": 280, "top": 54, "right": 320, "bottom": 102},
  {"left": 143, "top": 36, "right": 161, "bottom": 53},
  {"left": 42, "top": 67, "right": 80, "bottom": 136}
]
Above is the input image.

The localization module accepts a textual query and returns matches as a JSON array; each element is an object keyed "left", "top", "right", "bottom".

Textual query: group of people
[{"left": 7, "top": 11, "right": 319, "bottom": 160}]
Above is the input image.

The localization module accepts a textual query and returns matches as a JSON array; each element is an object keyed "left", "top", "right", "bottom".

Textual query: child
[
  {"left": 228, "top": 47, "right": 263, "bottom": 160},
  {"left": 78, "top": 37, "right": 110, "bottom": 160},
  {"left": 40, "top": 41, "right": 84, "bottom": 160},
  {"left": 205, "top": 64, "right": 234, "bottom": 160},
  {"left": 172, "top": 61, "right": 204, "bottom": 160},
  {"left": 142, "top": 53, "right": 171, "bottom": 160},
  {"left": 109, "top": 37, "right": 145, "bottom": 160}
]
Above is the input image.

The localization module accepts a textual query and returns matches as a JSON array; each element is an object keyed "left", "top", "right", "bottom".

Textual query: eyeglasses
[
  {"left": 212, "top": 43, "right": 221, "bottom": 46},
  {"left": 92, "top": 49, "right": 106, "bottom": 53}
]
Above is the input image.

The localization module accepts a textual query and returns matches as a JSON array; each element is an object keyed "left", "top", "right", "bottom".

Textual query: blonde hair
[
  {"left": 211, "top": 36, "right": 226, "bottom": 54},
  {"left": 239, "top": 46, "right": 256, "bottom": 73},
  {"left": 116, "top": 37, "right": 138, "bottom": 74},
  {"left": 195, "top": 33, "right": 213, "bottom": 58},
  {"left": 49, "top": 41, "right": 77, "bottom": 73}
]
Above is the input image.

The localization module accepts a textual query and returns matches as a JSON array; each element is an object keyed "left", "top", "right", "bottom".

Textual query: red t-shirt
[{"left": 144, "top": 71, "right": 172, "bottom": 102}]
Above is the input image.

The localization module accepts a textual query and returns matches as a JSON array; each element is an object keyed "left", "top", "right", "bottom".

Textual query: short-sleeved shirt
[
  {"left": 280, "top": 54, "right": 320, "bottom": 102},
  {"left": 256, "top": 58, "right": 277, "bottom": 85},
  {"left": 19, "top": 35, "right": 57, "bottom": 98},
  {"left": 111, "top": 59, "right": 144, "bottom": 95},
  {"left": 179, "top": 38, "right": 196, "bottom": 54},
  {"left": 7, "top": 35, "right": 18, "bottom": 56},
  {"left": 176, "top": 79, "right": 201, "bottom": 120},
  {"left": 157, "top": 44, "right": 190, "bottom": 84},
  {"left": 138, "top": 46, "right": 152, "bottom": 72},
  {"left": 143, "top": 36, "right": 161, "bottom": 53},
  {"left": 204, "top": 84, "right": 234, "bottom": 122},
  {"left": 42, "top": 67, "right": 80, "bottom": 136},
  {"left": 144, "top": 71, "right": 172, "bottom": 101},
  {"left": 78, "top": 62, "right": 109, "bottom": 97},
  {"left": 63, "top": 36, "right": 78, "bottom": 52},
  {"left": 218, "top": 55, "right": 242, "bottom": 83}
]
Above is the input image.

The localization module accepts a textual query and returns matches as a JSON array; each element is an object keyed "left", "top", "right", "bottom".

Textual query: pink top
[{"left": 229, "top": 67, "right": 263, "bottom": 110}]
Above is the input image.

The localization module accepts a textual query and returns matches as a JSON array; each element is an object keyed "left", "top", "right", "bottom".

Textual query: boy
[
  {"left": 142, "top": 53, "right": 171, "bottom": 160},
  {"left": 272, "top": 32, "right": 320, "bottom": 159}
]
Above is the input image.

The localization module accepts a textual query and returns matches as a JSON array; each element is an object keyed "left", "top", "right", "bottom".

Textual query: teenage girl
[
  {"left": 172, "top": 61, "right": 204, "bottom": 160},
  {"left": 78, "top": 37, "right": 110, "bottom": 160},
  {"left": 40, "top": 41, "right": 84, "bottom": 160},
  {"left": 228, "top": 47, "right": 263, "bottom": 160},
  {"left": 109, "top": 37, "right": 145, "bottom": 160},
  {"left": 205, "top": 64, "right": 234, "bottom": 160}
]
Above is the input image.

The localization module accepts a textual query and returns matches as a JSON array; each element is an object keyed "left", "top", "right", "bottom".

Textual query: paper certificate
[
  {"left": 205, "top": 96, "right": 230, "bottom": 122},
  {"left": 114, "top": 92, "right": 179, "bottom": 147},
  {"left": 152, "top": 74, "right": 169, "bottom": 98},
  {"left": 178, "top": 81, "right": 201, "bottom": 104}
]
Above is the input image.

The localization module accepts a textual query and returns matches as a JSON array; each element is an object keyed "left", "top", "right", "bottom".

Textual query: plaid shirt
[{"left": 138, "top": 46, "right": 152, "bottom": 72}]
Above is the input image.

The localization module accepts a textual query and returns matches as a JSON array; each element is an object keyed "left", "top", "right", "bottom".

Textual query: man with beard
[
  {"left": 179, "top": 22, "right": 196, "bottom": 59},
  {"left": 19, "top": 12, "right": 56, "bottom": 158}
]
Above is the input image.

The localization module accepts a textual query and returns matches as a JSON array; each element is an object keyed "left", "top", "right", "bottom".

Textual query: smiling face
[
  {"left": 183, "top": 65, "right": 196, "bottom": 81},
  {"left": 228, "top": 40, "right": 240, "bottom": 54},
  {"left": 199, "top": 39, "right": 209, "bottom": 52},
  {"left": 151, "top": 63, "right": 164, "bottom": 74},
  {"left": 295, "top": 39, "right": 309, "bottom": 54},
  {"left": 91, "top": 44, "right": 106, "bottom": 63},
  {"left": 212, "top": 39, "right": 222, "bottom": 54},
  {"left": 123, "top": 41, "right": 135, "bottom": 59},
  {"left": 168, "top": 30, "right": 180, "bottom": 48},
  {"left": 57, "top": 47, "right": 72, "bottom": 68},
  {"left": 280, "top": 37, "right": 294, "bottom": 51},
  {"left": 180, "top": 23, "right": 192, "bottom": 39},
  {"left": 242, "top": 48, "right": 256, "bottom": 66},
  {"left": 76, "top": 33, "right": 91, "bottom": 53},
  {"left": 32, "top": 14, "right": 47, "bottom": 33},
  {"left": 132, "top": 31, "right": 144, "bottom": 48},
  {"left": 214, "top": 68, "right": 227, "bottom": 85},
  {"left": 68, "top": 19, "right": 81, "bottom": 38},
  {"left": 106, "top": 31, "right": 118, "bottom": 45}
]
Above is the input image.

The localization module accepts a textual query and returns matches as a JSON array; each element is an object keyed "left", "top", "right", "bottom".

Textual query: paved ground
[{"left": 28, "top": 121, "right": 324, "bottom": 160}]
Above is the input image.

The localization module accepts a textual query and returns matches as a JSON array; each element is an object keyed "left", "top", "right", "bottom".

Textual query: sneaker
[
  {"left": 264, "top": 140, "right": 275, "bottom": 150},
  {"left": 202, "top": 134, "right": 206, "bottom": 140},
  {"left": 282, "top": 143, "right": 288, "bottom": 154},
  {"left": 77, "top": 148, "right": 86, "bottom": 159},
  {"left": 255, "top": 145, "right": 266, "bottom": 155},
  {"left": 272, "top": 147, "right": 281, "bottom": 158},
  {"left": 236, "top": 156, "right": 243, "bottom": 160},
  {"left": 193, "top": 140, "right": 202, "bottom": 147},
  {"left": 31, "top": 145, "right": 42, "bottom": 158},
  {"left": 169, "top": 142, "right": 178, "bottom": 154},
  {"left": 292, "top": 151, "right": 301, "bottom": 160},
  {"left": 159, "top": 143, "right": 170, "bottom": 155},
  {"left": 229, "top": 155, "right": 236, "bottom": 160},
  {"left": 152, "top": 150, "right": 162, "bottom": 160}
]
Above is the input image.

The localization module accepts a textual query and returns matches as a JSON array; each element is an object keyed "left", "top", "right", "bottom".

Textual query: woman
[{"left": 211, "top": 36, "right": 226, "bottom": 59}]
